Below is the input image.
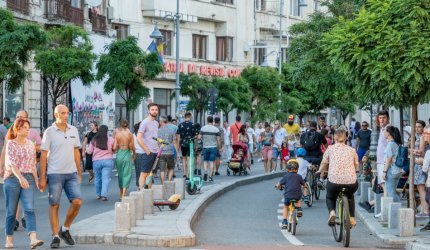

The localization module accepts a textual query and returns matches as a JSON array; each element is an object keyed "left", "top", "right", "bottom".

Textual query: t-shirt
[
  {"left": 28, "top": 128, "right": 42, "bottom": 146},
  {"left": 356, "top": 129, "right": 372, "bottom": 150},
  {"left": 230, "top": 122, "right": 241, "bottom": 144},
  {"left": 377, "top": 124, "right": 390, "bottom": 164},
  {"left": 200, "top": 124, "right": 220, "bottom": 148},
  {"left": 88, "top": 137, "right": 114, "bottom": 161},
  {"left": 246, "top": 128, "right": 255, "bottom": 144},
  {"left": 273, "top": 128, "right": 287, "bottom": 148},
  {"left": 216, "top": 125, "right": 224, "bottom": 146},
  {"left": 321, "top": 144, "right": 358, "bottom": 185},
  {"left": 255, "top": 128, "right": 264, "bottom": 141},
  {"left": 385, "top": 141, "right": 401, "bottom": 175},
  {"left": 297, "top": 157, "right": 311, "bottom": 180},
  {"left": 177, "top": 120, "right": 195, "bottom": 148},
  {"left": 133, "top": 134, "right": 145, "bottom": 154},
  {"left": 283, "top": 123, "right": 300, "bottom": 135},
  {"left": 157, "top": 125, "right": 176, "bottom": 155},
  {"left": 261, "top": 131, "right": 273, "bottom": 146},
  {"left": 288, "top": 140, "right": 298, "bottom": 151},
  {"left": 85, "top": 131, "right": 97, "bottom": 150},
  {"left": 138, "top": 117, "right": 159, "bottom": 153},
  {"left": 279, "top": 172, "right": 305, "bottom": 200},
  {"left": 299, "top": 130, "right": 327, "bottom": 157},
  {"left": 223, "top": 127, "right": 230, "bottom": 146}
]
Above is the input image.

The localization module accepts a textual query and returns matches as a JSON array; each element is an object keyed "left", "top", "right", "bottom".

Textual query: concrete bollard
[
  {"left": 130, "top": 191, "right": 144, "bottom": 220},
  {"left": 357, "top": 176, "right": 365, "bottom": 195},
  {"left": 174, "top": 178, "right": 185, "bottom": 200},
  {"left": 368, "top": 188, "right": 374, "bottom": 202},
  {"left": 122, "top": 196, "right": 137, "bottom": 227},
  {"left": 115, "top": 202, "right": 131, "bottom": 231},
  {"left": 142, "top": 188, "right": 154, "bottom": 215},
  {"left": 388, "top": 202, "right": 402, "bottom": 229},
  {"left": 399, "top": 208, "right": 414, "bottom": 237},
  {"left": 164, "top": 181, "right": 176, "bottom": 199},
  {"left": 381, "top": 197, "right": 394, "bottom": 221},
  {"left": 374, "top": 193, "right": 382, "bottom": 214},
  {"left": 152, "top": 184, "right": 165, "bottom": 200},
  {"left": 360, "top": 181, "right": 371, "bottom": 203}
]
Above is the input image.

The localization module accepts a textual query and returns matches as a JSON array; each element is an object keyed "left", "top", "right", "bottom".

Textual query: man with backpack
[{"left": 300, "top": 121, "right": 328, "bottom": 166}]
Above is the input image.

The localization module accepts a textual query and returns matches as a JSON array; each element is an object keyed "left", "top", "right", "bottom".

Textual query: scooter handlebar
[{"left": 152, "top": 137, "right": 169, "bottom": 145}]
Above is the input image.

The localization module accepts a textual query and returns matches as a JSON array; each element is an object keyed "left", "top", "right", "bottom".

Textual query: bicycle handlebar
[{"left": 152, "top": 137, "right": 169, "bottom": 145}]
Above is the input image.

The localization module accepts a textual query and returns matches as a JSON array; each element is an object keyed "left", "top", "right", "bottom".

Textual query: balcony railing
[
  {"left": 45, "top": 0, "right": 84, "bottom": 27},
  {"left": 7, "top": 0, "right": 30, "bottom": 15},
  {"left": 90, "top": 13, "right": 107, "bottom": 35}
]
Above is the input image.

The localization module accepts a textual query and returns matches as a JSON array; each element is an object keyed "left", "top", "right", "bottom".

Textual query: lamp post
[{"left": 150, "top": 0, "right": 181, "bottom": 119}]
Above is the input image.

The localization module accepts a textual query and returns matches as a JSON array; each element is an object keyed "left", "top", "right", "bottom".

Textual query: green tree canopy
[
  {"left": 34, "top": 25, "right": 95, "bottom": 116},
  {"left": 0, "top": 9, "right": 47, "bottom": 92},
  {"left": 96, "top": 36, "right": 163, "bottom": 121}
]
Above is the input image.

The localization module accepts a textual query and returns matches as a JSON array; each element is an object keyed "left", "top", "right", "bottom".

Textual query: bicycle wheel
[
  {"left": 332, "top": 198, "right": 343, "bottom": 242},
  {"left": 291, "top": 210, "right": 297, "bottom": 235},
  {"left": 342, "top": 195, "right": 351, "bottom": 247},
  {"left": 305, "top": 182, "right": 313, "bottom": 207},
  {"left": 315, "top": 184, "right": 321, "bottom": 200}
]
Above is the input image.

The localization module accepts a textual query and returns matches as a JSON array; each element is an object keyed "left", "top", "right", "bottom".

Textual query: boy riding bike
[{"left": 276, "top": 159, "right": 306, "bottom": 229}]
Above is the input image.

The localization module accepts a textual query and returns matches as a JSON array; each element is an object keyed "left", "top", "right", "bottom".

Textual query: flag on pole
[{"left": 147, "top": 41, "right": 164, "bottom": 64}]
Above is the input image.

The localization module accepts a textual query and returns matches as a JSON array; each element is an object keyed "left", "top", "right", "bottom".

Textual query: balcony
[
  {"left": 90, "top": 12, "right": 107, "bottom": 35},
  {"left": 7, "top": 0, "right": 30, "bottom": 15},
  {"left": 45, "top": 0, "right": 84, "bottom": 27}
]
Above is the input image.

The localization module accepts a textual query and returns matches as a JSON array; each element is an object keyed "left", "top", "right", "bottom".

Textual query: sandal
[
  {"left": 350, "top": 217, "right": 357, "bottom": 228},
  {"left": 101, "top": 196, "right": 108, "bottom": 201},
  {"left": 30, "top": 239, "right": 44, "bottom": 249},
  {"left": 4, "top": 242, "right": 13, "bottom": 249}
]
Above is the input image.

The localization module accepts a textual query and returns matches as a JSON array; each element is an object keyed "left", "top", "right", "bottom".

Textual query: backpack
[
  {"left": 394, "top": 144, "right": 409, "bottom": 169},
  {"left": 303, "top": 131, "right": 319, "bottom": 151}
]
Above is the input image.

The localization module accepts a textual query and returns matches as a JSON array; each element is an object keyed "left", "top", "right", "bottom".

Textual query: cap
[{"left": 288, "top": 115, "right": 294, "bottom": 120}]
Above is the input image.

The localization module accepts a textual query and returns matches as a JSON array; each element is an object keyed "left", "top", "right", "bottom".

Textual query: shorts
[
  {"left": 141, "top": 152, "right": 157, "bottom": 173},
  {"left": 248, "top": 143, "right": 254, "bottom": 153},
  {"left": 156, "top": 154, "right": 175, "bottom": 172},
  {"left": 256, "top": 142, "right": 262, "bottom": 152},
  {"left": 357, "top": 148, "right": 367, "bottom": 162},
  {"left": 284, "top": 197, "right": 301, "bottom": 206},
  {"left": 203, "top": 147, "right": 218, "bottom": 162},
  {"left": 272, "top": 147, "right": 281, "bottom": 160},
  {"left": 181, "top": 146, "right": 190, "bottom": 157},
  {"left": 261, "top": 146, "right": 273, "bottom": 160},
  {"left": 377, "top": 163, "right": 385, "bottom": 184},
  {"left": 47, "top": 173, "right": 81, "bottom": 205},
  {"left": 289, "top": 150, "right": 295, "bottom": 158}
]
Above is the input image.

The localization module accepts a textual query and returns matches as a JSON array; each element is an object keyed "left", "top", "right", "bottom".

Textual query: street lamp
[{"left": 150, "top": 0, "right": 181, "bottom": 120}]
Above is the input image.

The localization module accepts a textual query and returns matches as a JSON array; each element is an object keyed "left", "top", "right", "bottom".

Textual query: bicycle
[
  {"left": 302, "top": 181, "right": 313, "bottom": 207},
  {"left": 330, "top": 187, "right": 351, "bottom": 247},
  {"left": 306, "top": 164, "right": 322, "bottom": 200},
  {"left": 276, "top": 185, "right": 300, "bottom": 235}
]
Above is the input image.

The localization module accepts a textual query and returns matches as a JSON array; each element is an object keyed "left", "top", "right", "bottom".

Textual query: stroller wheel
[
  {"left": 244, "top": 170, "right": 248, "bottom": 175},
  {"left": 233, "top": 172, "right": 237, "bottom": 176}
]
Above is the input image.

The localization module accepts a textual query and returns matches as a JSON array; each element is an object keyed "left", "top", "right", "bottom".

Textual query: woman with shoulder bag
[{"left": 381, "top": 126, "right": 403, "bottom": 202}]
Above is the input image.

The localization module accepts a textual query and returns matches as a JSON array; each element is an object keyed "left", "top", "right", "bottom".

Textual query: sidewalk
[
  {"left": 356, "top": 194, "right": 430, "bottom": 249},
  {"left": 72, "top": 161, "right": 284, "bottom": 247}
]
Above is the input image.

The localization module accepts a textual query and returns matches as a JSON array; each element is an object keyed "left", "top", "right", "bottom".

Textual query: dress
[
  {"left": 414, "top": 135, "right": 426, "bottom": 185},
  {"left": 116, "top": 149, "right": 132, "bottom": 189}
]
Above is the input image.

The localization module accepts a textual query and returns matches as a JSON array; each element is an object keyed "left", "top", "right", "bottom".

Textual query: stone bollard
[
  {"left": 174, "top": 178, "right": 185, "bottom": 200},
  {"left": 360, "top": 181, "right": 371, "bottom": 203},
  {"left": 374, "top": 193, "right": 382, "bottom": 214},
  {"left": 388, "top": 202, "right": 402, "bottom": 229},
  {"left": 399, "top": 208, "right": 414, "bottom": 237},
  {"left": 357, "top": 176, "right": 365, "bottom": 195},
  {"left": 122, "top": 196, "right": 137, "bottom": 227},
  {"left": 142, "top": 188, "right": 154, "bottom": 215},
  {"left": 381, "top": 197, "right": 394, "bottom": 221},
  {"left": 153, "top": 184, "right": 166, "bottom": 200},
  {"left": 164, "top": 181, "right": 176, "bottom": 199},
  {"left": 368, "top": 188, "right": 374, "bottom": 202},
  {"left": 130, "top": 191, "right": 144, "bottom": 220},
  {"left": 115, "top": 202, "right": 131, "bottom": 231}
]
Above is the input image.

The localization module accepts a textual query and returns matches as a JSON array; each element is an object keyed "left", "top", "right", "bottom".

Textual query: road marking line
[
  {"left": 277, "top": 209, "right": 283, "bottom": 213},
  {"left": 277, "top": 215, "right": 283, "bottom": 220},
  {"left": 277, "top": 200, "right": 305, "bottom": 246}
]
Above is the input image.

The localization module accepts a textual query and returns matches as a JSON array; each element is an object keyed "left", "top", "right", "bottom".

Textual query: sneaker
[
  {"left": 328, "top": 214, "right": 336, "bottom": 226},
  {"left": 251, "top": 159, "right": 254, "bottom": 164},
  {"left": 317, "top": 180, "right": 325, "bottom": 189},
  {"left": 183, "top": 175, "right": 187, "bottom": 179},
  {"left": 416, "top": 212, "right": 429, "bottom": 218},
  {"left": 303, "top": 195, "right": 310, "bottom": 203},
  {"left": 281, "top": 219, "right": 288, "bottom": 229},
  {"left": 203, "top": 173, "right": 208, "bottom": 181},
  {"left": 89, "top": 173, "right": 94, "bottom": 183},
  {"left": 59, "top": 227, "right": 75, "bottom": 245},
  {"left": 100, "top": 196, "right": 108, "bottom": 201},
  {"left": 374, "top": 212, "right": 381, "bottom": 218},
  {"left": 209, "top": 177, "right": 213, "bottom": 182},
  {"left": 420, "top": 223, "right": 430, "bottom": 232},
  {"left": 297, "top": 208, "right": 303, "bottom": 217},
  {"left": 359, "top": 201, "right": 372, "bottom": 210},
  {"left": 21, "top": 217, "right": 26, "bottom": 229},
  {"left": 257, "top": 158, "right": 262, "bottom": 162},
  {"left": 215, "top": 171, "right": 220, "bottom": 176},
  {"left": 50, "top": 236, "right": 60, "bottom": 249},
  {"left": 198, "top": 169, "right": 202, "bottom": 175},
  {"left": 14, "top": 219, "right": 19, "bottom": 231}
]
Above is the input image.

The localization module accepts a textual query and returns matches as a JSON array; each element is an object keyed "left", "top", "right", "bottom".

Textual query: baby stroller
[{"left": 227, "top": 142, "right": 249, "bottom": 176}]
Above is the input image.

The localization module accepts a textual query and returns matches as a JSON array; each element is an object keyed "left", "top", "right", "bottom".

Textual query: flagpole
[{"left": 175, "top": 0, "right": 181, "bottom": 120}]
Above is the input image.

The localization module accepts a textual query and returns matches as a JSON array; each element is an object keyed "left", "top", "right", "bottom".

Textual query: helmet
[
  {"left": 296, "top": 148, "right": 307, "bottom": 157},
  {"left": 287, "top": 159, "right": 299, "bottom": 171}
]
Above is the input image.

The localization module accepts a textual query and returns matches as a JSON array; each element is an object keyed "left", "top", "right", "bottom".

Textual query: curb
[{"left": 73, "top": 171, "right": 284, "bottom": 247}]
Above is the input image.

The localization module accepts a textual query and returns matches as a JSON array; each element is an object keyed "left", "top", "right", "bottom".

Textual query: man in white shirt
[
  {"left": 245, "top": 121, "right": 256, "bottom": 164},
  {"left": 254, "top": 123, "right": 264, "bottom": 162},
  {"left": 272, "top": 120, "right": 287, "bottom": 172},
  {"left": 222, "top": 121, "right": 231, "bottom": 162}
]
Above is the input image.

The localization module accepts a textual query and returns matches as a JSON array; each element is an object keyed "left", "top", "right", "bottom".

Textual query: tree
[
  {"left": 240, "top": 66, "right": 281, "bottom": 124},
  {"left": 34, "top": 25, "right": 96, "bottom": 117},
  {"left": 324, "top": 0, "right": 430, "bottom": 210},
  {"left": 0, "top": 9, "right": 47, "bottom": 92},
  {"left": 96, "top": 36, "right": 163, "bottom": 121}
]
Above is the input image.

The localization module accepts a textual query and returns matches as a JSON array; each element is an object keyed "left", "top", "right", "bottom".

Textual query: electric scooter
[{"left": 186, "top": 140, "right": 203, "bottom": 195}]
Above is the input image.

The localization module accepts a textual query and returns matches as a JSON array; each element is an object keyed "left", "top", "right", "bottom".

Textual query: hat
[{"left": 288, "top": 115, "right": 294, "bottom": 120}]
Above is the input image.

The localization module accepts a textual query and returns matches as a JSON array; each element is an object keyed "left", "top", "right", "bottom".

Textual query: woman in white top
[
  {"left": 318, "top": 126, "right": 359, "bottom": 227},
  {"left": 133, "top": 122, "right": 145, "bottom": 188}
]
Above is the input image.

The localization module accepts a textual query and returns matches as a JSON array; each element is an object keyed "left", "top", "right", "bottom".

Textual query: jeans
[
  {"left": 47, "top": 173, "right": 81, "bottom": 205},
  {"left": 3, "top": 174, "right": 37, "bottom": 236},
  {"left": 93, "top": 159, "right": 114, "bottom": 197},
  {"left": 386, "top": 170, "right": 401, "bottom": 202}
]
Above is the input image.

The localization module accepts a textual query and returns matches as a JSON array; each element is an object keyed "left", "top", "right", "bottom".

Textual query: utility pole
[
  {"left": 278, "top": 0, "right": 284, "bottom": 116},
  {"left": 175, "top": 0, "right": 180, "bottom": 120}
]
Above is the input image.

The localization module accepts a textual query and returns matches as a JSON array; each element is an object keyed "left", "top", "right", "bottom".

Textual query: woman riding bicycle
[{"left": 318, "top": 126, "right": 359, "bottom": 227}]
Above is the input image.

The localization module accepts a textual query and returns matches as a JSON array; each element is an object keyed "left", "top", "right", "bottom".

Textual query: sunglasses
[{"left": 362, "top": 124, "right": 368, "bottom": 127}]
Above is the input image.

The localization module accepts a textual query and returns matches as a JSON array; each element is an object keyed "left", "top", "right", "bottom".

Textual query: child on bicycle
[
  {"left": 276, "top": 159, "right": 306, "bottom": 229},
  {"left": 296, "top": 148, "right": 311, "bottom": 202}
]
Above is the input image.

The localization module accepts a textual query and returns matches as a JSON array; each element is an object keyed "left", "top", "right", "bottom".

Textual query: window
[
  {"left": 160, "top": 29, "right": 172, "bottom": 56},
  {"left": 216, "top": 37, "right": 233, "bottom": 62},
  {"left": 112, "top": 23, "right": 129, "bottom": 40},
  {"left": 255, "top": 0, "right": 266, "bottom": 11},
  {"left": 154, "top": 88, "right": 172, "bottom": 117},
  {"left": 215, "top": 0, "right": 234, "bottom": 4},
  {"left": 254, "top": 47, "right": 266, "bottom": 65},
  {"left": 4, "top": 85, "right": 24, "bottom": 119},
  {"left": 314, "top": 0, "right": 319, "bottom": 11},
  {"left": 290, "top": 0, "right": 301, "bottom": 16},
  {"left": 71, "top": 0, "right": 81, "bottom": 8},
  {"left": 193, "top": 35, "right": 207, "bottom": 60}
]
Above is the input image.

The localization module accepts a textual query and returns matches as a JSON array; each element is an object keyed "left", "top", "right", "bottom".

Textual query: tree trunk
[
  {"left": 52, "top": 95, "right": 58, "bottom": 121},
  {"left": 399, "top": 107, "right": 404, "bottom": 143},
  {"left": 409, "top": 104, "right": 417, "bottom": 222},
  {"left": 125, "top": 106, "right": 130, "bottom": 124}
]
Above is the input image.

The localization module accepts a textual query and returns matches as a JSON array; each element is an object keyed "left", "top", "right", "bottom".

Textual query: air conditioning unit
[{"left": 107, "top": 6, "right": 114, "bottom": 20}]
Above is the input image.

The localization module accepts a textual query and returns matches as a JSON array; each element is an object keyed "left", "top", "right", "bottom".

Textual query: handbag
[{"left": 372, "top": 175, "right": 383, "bottom": 194}]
